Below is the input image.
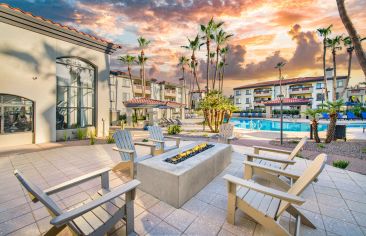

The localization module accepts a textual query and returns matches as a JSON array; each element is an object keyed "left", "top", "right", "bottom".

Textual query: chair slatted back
[
  {"left": 14, "top": 170, "right": 63, "bottom": 217},
  {"left": 113, "top": 130, "right": 137, "bottom": 162},
  {"left": 219, "top": 123, "right": 234, "bottom": 139},
  {"left": 282, "top": 137, "right": 307, "bottom": 169},
  {"left": 276, "top": 154, "right": 327, "bottom": 217},
  {"left": 148, "top": 126, "right": 164, "bottom": 149}
]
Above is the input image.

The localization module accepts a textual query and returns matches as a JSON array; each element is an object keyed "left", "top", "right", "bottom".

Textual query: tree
[
  {"left": 326, "top": 35, "right": 343, "bottom": 101},
  {"left": 182, "top": 35, "right": 204, "bottom": 91},
  {"left": 219, "top": 46, "right": 229, "bottom": 92},
  {"left": 275, "top": 62, "right": 286, "bottom": 94},
  {"left": 340, "top": 36, "right": 353, "bottom": 98},
  {"left": 199, "top": 91, "right": 237, "bottom": 132},
  {"left": 200, "top": 18, "right": 220, "bottom": 93},
  {"left": 317, "top": 25, "right": 333, "bottom": 101},
  {"left": 118, "top": 54, "right": 136, "bottom": 96},
  {"left": 136, "top": 55, "right": 148, "bottom": 96},
  {"left": 323, "top": 100, "right": 344, "bottom": 143},
  {"left": 303, "top": 109, "right": 322, "bottom": 143},
  {"left": 336, "top": 0, "right": 366, "bottom": 79},
  {"left": 137, "top": 36, "right": 151, "bottom": 98},
  {"left": 178, "top": 56, "right": 190, "bottom": 107},
  {"left": 213, "top": 29, "right": 233, "bottom": 90}
]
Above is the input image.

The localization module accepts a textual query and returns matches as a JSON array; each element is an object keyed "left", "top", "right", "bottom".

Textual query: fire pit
[{"left": 136, "top": 142, "right": 231, "bottom": 208}]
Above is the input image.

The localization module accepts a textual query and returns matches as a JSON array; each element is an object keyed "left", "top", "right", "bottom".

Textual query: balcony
[
  {"left": 289, "top": 87, "right": 313, "bottom": 95},
  {"left": 134, "top": 85, "right": 151, "bottom": 94},
  {"left": 165, "top": 89, "right": 176, "bottom": 97},
  {"left": 253, "top": 89, "right": 272, "bottom": 97},
  {"left": 253, "top": 100, "right": 268, "bottom": 106}
]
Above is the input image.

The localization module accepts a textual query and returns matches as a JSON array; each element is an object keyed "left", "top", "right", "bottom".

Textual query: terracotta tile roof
[
  {"left": 264, "top": 98, "right": 311, "bottom": 106},
  {"left": 124, "top": 98, "right": 184, "bottom": 108},
  {"left": 0, "top": 3, "right": 122, "bottom": 49},
  {"left": 233, "top": 76, "right": 347, "bottom": 90}
]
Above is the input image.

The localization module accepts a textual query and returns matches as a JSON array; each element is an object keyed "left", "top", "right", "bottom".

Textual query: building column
[
  {"left": 265, "top": 106, "right": 272, "bottom": 118},
  {"left": 147, "top": 108, "right": 158, "bottom": 125},
  {"left": 126, "top": 108, "right": 133, "bottom": 127}
]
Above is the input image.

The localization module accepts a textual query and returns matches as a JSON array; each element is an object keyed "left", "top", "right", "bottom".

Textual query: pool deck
[{"left": 0, "top": 141, "right": 366, "bottom": 235}]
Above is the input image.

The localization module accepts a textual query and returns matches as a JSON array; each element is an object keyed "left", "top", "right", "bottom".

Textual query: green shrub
[
  {"left": 106, "top": 135, "right": 115, "bottom": 144},
  {"left": 89, "top": 131, "right": 96, "bottom": 145},
  {"left": 202, "top": 133, "right": 209, "bottom": 137},
  {"left": 76, "top": 127, "right": 87, "bottom": 140},
  {"left": 317, "top": 143, "right": 325, "bottom": 149},
  {"left": 142, "top": 138, "right": 149, "bottom": 142},
  {"left": 63, "top": 130, "right": 67, "bottom": 141},
  {"left": 289, "top": 140, "right": 299, "bottom": 144},
  {"left": 361, "top": 147, "right": 366, "bottom": 153},
  {"left": 333, "top": 160, "right": 349, "bottom": 169},
  {"left": 167, "top": 125, "right": 182, "bottom": 135}
]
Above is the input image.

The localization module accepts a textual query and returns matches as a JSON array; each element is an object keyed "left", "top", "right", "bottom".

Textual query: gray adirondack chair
[
  {"left": 112, "top": 129, "right": 157, "bottom": 177},
  {"left": 211, "top": 123, "right": 235, "bottom": 144},
  {"left": 223, "top": 154, "right": 327, "bottom": 236},
  {"left": 148, "top": 126, "right": 181, "bottom": 154},
  {"left": 14, "top": 168, "right": 140, "bottom": 236}
]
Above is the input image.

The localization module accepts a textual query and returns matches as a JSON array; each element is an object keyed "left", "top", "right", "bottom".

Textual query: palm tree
[
  {"left": 213, "top": 29, "right": 233, "bottom": 90},
  {"left": 317, "top": 25, "right": 333, "bottom": 101},
  {"left": 219, "top": 46, "right": 229, "bottom": 92},
  {"left": 201, "top": 18, "right": 220, "bottom": 93},
  {"left": 178, "top": 56, "right": 190, "bottom": 107},
  {"left": 218, "top": 61, "right": 225, "bottom": 92},
  {"left": 137, "top": 36, "right": 151, "bottom": 98},
  {"left": 303, "top": 109, "right": 322, "bottom": 143},
  {"left": 326, "top": 35, "right": 343, "bottom": 102},
  {"left": 118, "top": 54, "right": 136, "bottom": 96},
  {"left": 181, "top": 35, "right": 204, "bottom": 91},
  {"left": 340, "top": 36, "right": 354, "bottom": 98},
  {"left": 136, "top": 55, "right": 148, "bottom": 97},
  {"left": 336, "top": 0, "right": 366, "bottom": 79},
  {"left": 324, "top": 100, "right": 344, "bottom": 143},
  {"left": 275, "top": 61, "right": 286, "bottom": 144}
]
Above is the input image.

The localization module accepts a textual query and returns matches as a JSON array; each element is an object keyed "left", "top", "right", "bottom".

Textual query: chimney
[{"left": 325, "top": 67, "right": 334, "bottom": 79}]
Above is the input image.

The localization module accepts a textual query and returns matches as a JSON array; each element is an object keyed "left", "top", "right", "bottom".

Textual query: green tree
[
  {"left": 323, "top": 100, "right": 344, "bottom": 143},
  {"left": 178, "top": 56, "right": 190, "bottom": 107},
  {"left": 213, "top": 29, "right": 233, "bottom": 90},
  {"left": 317, "top": 25, "right": 333, "bottom": 101},
  {"left": 303, "top": 109, "right": 322, "bottom": 143},
  {"left": 182, "top": 35, "right": 204, "bottom": 91},
  {"left": 137, "top": 36, "right": 151, "bottom": 97},
  {"left": 219, "top": 46, "right": 229, "bottom": 93},
  {"left": 275, "top": 62, "right": 286, "bottom": 95},
  {"left": 118, "top": 54, "right": 136, "bottom": 96},
  {"left": 326, "top": 35, "right": 343, "bottom": 101}
]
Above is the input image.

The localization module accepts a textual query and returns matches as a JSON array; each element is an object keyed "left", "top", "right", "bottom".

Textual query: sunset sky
[{"left": 4, "top": 0, "right": 366, "bottom": 94}]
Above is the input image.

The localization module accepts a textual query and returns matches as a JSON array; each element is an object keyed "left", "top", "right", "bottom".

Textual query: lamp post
[{"left": 275, "top": 62, "right": 286, "bottom": 145}]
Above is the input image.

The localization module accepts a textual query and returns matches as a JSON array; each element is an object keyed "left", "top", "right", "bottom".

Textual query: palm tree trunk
[
  {"left": 221, "top": 57, "right": 226, "bottom": 93},
  {"left": 312, "top": 120, "right": 321, "bottom": 143},
  {"left": 206, "top": 40, "right": 210, "bottom": 93},
  {"left": 325, "top": 112, "right": 337, "bottom": 143},
  {"left": 340, "top": 49, "right": 353, "bottom": 98},
  {"left": 336, "top": 0, "right": 366, "bottom": 79},
  {"left": 322, "top": 39, "right": 329, "bottom": 101},
  {"left": 213, "top": 47, "right": 220, "bottom": 90},
  {"left": 128, "top": 67, "right": 135, "bottom": 96},
  {"left": 332, "top": 49, "right": 337, "bottom": 101}
]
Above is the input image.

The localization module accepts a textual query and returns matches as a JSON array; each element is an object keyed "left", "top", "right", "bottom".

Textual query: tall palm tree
[
  {"left": 213, "top": 29, "right": 233, "bottom": 90},
  {"left": 340, "top": 36, "right": 354, "bottom": 98},
  {"left": 324, "top": 100, "right": 344, "bottom": 143},
  {"left": 218, "top": 61, "right": 224, "bottom": 92},
  {"left": 219, "top": 46, "right": 229, "bottom": 92},
  {"left": 275, "top": 61, "right": 286, "bottom": 144},
  {"left": 303, "top": 108, "right": 322, "bottom": 143},
  {"left": 137, "top": 36, "right": 151, "bottom": 98},
  {"left": 118, "top": 54, "right": 136, "bottom": 96},
  {"left": 326, "top": 35, "right": 343, "bottom": 102},
  {"left": 200, "top": 18, "right": 220, "bottom": 93},
  {"left": 136, "top": 55, "right": 148, "bottom": 97},
  {"left": 178, "top": 56, "right": 190, "bottom": 107},
  {"left": 336, "top": 0, "right": 366, "bottom": 79},
  {"left": 275, "top": 62, "right": 286, "bottom": 95},
  {"left": 181, "top": 35, "right": 204, "bottom": 91},
  {"left": 317, "top": 25, "right": 333, "bottom": 101}
]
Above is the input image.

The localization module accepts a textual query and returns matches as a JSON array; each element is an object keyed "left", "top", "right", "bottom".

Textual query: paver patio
[{"left": 0, "top": 141, "right": 366, "bottom": 236}]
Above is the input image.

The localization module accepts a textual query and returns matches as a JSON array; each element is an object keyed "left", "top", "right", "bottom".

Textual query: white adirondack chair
[
  {"left": 211, "top": 123, "right": 235, "bottom": 144},
  {"left": 112, "top": 129, "right": 157, "bottom": 178},
  {"left": 14, "top": 168, "right": 140, "bottom": 236},
  {"left": 148, "top": 126, "right": 181, "bottom": 154},
  {"left": 223, "top": 154, "right": 327, "bottom": 236}
]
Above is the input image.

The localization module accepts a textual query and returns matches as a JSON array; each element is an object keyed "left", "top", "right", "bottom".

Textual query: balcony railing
[
  {"left": 165, "top": 89, "right": 176, "bottom": 97},
  {"left": 254, "top": 90, "right": 272, "bottom": 96},
  {"left": 289, "top": 87, "right": 313, "bottom": 94}
]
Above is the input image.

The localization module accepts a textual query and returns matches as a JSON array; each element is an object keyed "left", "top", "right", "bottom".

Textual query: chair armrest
[
  {"left": 148, "top": 138, "right": 165, "bottom": 143},
  {"left": 134, "top": 142, "right": 156, "bottom": 147},
  {"left": 112, "top": 147, "right": 134, "bottom": 154},
  {"left": 44, "top": 167, "right": 111, "bottom": 196},
  {"left": 253, "top": 146, "right": 292, "bottom": 155},
  {"left": 50, "top": 179, "right": 141, "bottom": 226},
  {"left": 246, "top": 153, "right": 296, "bottom": 164},
  {"left": 164, "top": 136, "right": 181, "bottom": 140},
  {"left": 243, "top": 161, "right": 301, "bottom": 179},
  {"left": 223, "top": 174, "right": 304, "bottom": 205}
]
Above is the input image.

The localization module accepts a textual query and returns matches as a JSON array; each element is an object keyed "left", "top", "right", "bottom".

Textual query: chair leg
[
  {"left": 44, "top": 225, "right": 67, "bottom": 236},
  {"left": 125, "top": 189, "right": 136, "bottom": 235},
  {"left": 244, "top": 165, "right": 253, "bottom": 180},
  {"left": 227, "top": 182, "right": 237, "bottom": 224},
  {"left": 286, "top": 205, "right": 316, "bottom": 229}
]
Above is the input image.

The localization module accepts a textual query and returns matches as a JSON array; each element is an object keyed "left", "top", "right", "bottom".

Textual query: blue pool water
[{"left": 230, "top": 118, "right": 366, "bottom": 132}]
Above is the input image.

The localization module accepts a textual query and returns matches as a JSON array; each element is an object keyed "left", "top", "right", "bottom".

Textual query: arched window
[
  {"left": 0, "top": 94, "right": 33, "bottom": 134},
  {"left": 56, "top": 58, "right": 95, "bottom": 130}
]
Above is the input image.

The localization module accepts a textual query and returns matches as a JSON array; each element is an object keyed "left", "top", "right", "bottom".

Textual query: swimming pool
[{"left": 230, "top": 118, "right": 366, "bottom": 132}]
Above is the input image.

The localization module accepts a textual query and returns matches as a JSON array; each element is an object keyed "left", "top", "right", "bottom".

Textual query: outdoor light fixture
[{"left": 277, "top": 94, "right": 284, "bottom": 145}]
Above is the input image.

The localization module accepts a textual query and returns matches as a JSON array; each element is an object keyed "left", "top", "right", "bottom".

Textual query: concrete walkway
[{"left": 0, "top": 142, "right": 366, "bottom": 235}]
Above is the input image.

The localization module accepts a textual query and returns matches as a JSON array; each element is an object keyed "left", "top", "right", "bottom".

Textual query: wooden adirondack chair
[
  {"left": 211, "top": 123, "right": 235, "bottom": 144},
  {"left": 148, "top": 126, "right": 181, "bottom": 154},
  {"left": 14, "top": 168, "right": 140, "bottom": 236},
  {"left": 112, "top": 129, "right": 157, "bottom": 178},
  {"left": 223, "top": 154, "right": 327, "bottom": 236},
  {"left": 245, "top": 137, "right": 308, "bottom": 190}
]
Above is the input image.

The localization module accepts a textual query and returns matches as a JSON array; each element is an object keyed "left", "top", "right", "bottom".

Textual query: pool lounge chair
[
  {"left": 14, "top": 168, "right": 140, "bottom": 236},
  {"left": 223, "top": 154, "right": 327, "bottom": 236},
  {"left": 148, "top": 125, "right": 181, "bottom": 154},
  {"left": 337, "top": 112, "right": 344, "bottom": 120},
  {"left": 112, "top": 130, "right": 157, "bottom": 178},
  {"left": 321, "top": 113, "right": 329, "bottom": 119},
  {"left": 347, "top": 111, "right": 357, "bottom": 120},
  {"left": 246, "top": 137, "right": 307, "bottom": 190},
  {"left": 362, "top": 112, "right": 366, "bottom": 120},
  {"left": 244, "top": 113, "right": 249, "bottom": 117}
]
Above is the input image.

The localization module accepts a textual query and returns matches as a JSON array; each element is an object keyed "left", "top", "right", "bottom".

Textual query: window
[
  {"left": 316, "top": 83, "right": 323, "bottom": 89},
  {"left": 123, "top": 78, "right": 130, "bottom": 87},
  {"left": 56, "top": 58, "right": 95, "bottom": 130},
  {"left": 235, "top": 90, "right": 241, "bottom": 96},
  {"left": 336, "top": 92, "right": 340, "bottom": 99},
  {"left": 246, "top": 98, "right": 250, "bottom": 104},
  {"left": 316, "top": 93, "right": 324, "bottom": 101},
  {"left": 236, "top": 98, "right": 241, "bottom": 104},
  {"left": 337, "top": 80, "right": 344, "bottom": 88},
  {"left": 122, "top": 92, "right": 130, "bottom": 101},
  {"left": 246, "top": 90, "right": 250, "bottom": 95},
  {"left": 0, "top": 94, "right": 33, "bottom": 134}
]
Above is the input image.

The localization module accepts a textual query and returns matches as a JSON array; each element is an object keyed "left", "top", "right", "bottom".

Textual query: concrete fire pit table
[{"left": 136, "top": 142, "right": 232, "bottom": 208}]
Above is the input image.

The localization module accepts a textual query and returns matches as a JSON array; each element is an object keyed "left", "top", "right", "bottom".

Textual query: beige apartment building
[{"left": 0, "top": 4, "right": 121, "bottom": 147}]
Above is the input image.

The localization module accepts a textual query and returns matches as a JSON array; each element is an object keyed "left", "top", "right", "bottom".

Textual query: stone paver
[{"left": 0, "top": 141, "right": 365, "bottom": 236}]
